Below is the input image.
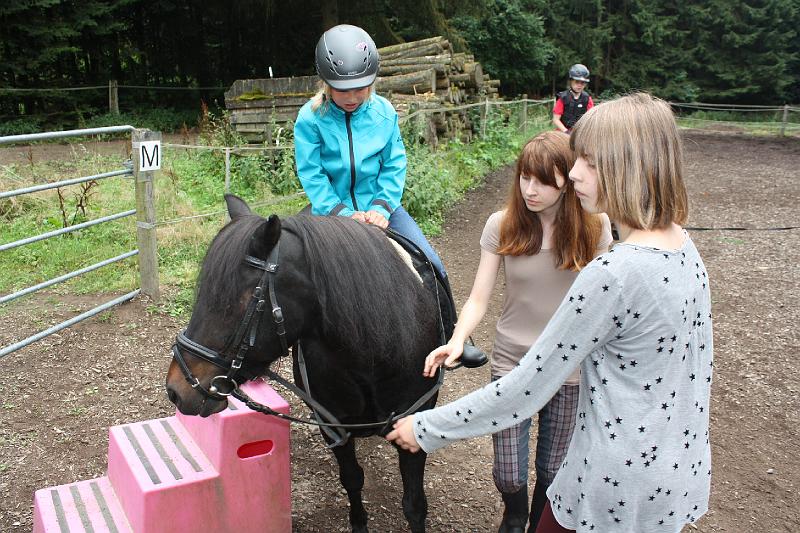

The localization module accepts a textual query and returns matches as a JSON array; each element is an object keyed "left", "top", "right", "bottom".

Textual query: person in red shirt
[{"left": 552, "top": 64, "right": 594, "bottom": 133}]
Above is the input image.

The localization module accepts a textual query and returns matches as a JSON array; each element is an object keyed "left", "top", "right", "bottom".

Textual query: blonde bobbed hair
[
  {"left": 570, "top": 92, "right": 688, "bottom": 229},
  {"left": 310, "top": 81, "right": 376, "bottom": 115}
]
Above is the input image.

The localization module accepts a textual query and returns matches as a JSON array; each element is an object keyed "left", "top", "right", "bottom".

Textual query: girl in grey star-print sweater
[{"left": 387, "top": 93, "right": 713, "bottom": 533}]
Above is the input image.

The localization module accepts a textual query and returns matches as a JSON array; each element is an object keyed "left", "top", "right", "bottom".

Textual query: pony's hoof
[{"left": 351, "top": 525, "right": 369, "bottom": 533}]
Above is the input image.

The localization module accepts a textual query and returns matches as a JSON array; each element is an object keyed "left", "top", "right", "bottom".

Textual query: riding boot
[
  {"left": 498, "top": 485, "right": 529, "bottom": 533},
  {"left": 526, "top": 480, "right": 548, "bottom": 533}
]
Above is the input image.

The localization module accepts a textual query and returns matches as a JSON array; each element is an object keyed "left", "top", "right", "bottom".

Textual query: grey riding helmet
[
  {"left": 315, "top": 24, "right": 379, "bottom": 90},
  {"left": 568, "top": 64, "right": 590, "bottom": 83}
]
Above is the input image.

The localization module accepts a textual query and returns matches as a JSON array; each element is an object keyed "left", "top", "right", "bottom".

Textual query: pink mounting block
[{"left": 33, "top": 380, "right": 291, "bottom": 533}]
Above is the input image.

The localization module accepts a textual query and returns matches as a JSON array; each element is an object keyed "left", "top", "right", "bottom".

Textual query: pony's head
[{"left": 165, "top": 195, "right": 314, "bottom": 416}]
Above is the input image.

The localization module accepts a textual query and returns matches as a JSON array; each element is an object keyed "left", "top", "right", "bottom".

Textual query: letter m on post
[{"left": 139, "top": 140, "right": 161, "bottom": 171}]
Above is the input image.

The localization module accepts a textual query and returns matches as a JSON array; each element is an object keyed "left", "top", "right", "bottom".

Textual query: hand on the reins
[
  {"left": 364, "top": 209, "right": 389, "bottom": 229},
  {"left": 351, "top": 211, "right": 368, "bottom": 223},
  {"left": 386, "top": 416, "right": 421, "bottom": 452},
  {"left": 423, "top": 341, "right": 463, "bottom": 377}
]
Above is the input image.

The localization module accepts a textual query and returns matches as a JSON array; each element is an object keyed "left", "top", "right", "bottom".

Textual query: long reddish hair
[{"left": 497, "top": 131, "right": 602, "bottom": 271}]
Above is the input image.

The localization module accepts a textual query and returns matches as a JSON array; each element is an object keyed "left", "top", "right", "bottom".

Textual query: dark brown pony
[{"left": 165, "top": 195, "right": 442, "bottom": 532}]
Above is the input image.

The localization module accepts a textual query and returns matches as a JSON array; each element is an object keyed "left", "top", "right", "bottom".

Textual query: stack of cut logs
[{"left": 224, "top": 36, "right": 501, "bottom": 143}]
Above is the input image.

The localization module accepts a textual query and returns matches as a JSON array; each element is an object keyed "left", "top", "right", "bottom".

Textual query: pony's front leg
[
  {"left": 330, "top": 438, "right": 369, "bottom": 532},
  {"left": 397, "top": 447, "right": 428, "bottom": 533}
]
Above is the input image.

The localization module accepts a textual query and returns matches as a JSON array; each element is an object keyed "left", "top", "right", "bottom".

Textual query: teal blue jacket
[{"left": 293, "top": 94, "right": 406, "bottom": 219}]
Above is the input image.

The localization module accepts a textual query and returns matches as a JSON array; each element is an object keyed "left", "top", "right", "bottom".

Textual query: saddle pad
[{"left": 387, "top": 238, "right": 423, "bottom": 284}]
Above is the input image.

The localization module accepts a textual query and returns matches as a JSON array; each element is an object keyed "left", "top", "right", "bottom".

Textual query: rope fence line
[
  {"left": 161, "top": 98, "right": 550, "bottom": 156},
  {"left": 2, "top": 83, "right": 795, "bottom": 107},
  {"left": 399, "top": 97, "right": 550, "bottom": 124},
  {"left": 0, "top": 85, "right": 226, "bottom": 92},
  {"left": 670, "top": 103, "right": 794, "bottom": 113},
  {"left": 668, "top": 102, "right": 795, "bottom": 110},
  {"left": 3, "top": 81, "right": 797, "bottom": 116},
  {"left": 3, "top": 78, "right": 798, "bottom": 138},
  {"left": 152, "top": 95, "right": 794, "bottom": 161},
  {"left": 676, "top": 116, "right": 800, "bottom": 127},
  {"left": 164, "top": 142, "right": 290, "bottom": 152},
  {"left": 155, "top": 192, "right": 306, "bottom": 227}
]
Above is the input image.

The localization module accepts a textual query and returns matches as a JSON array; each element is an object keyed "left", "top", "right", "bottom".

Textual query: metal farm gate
[{"left": 0, "top": 126, "right": 161, "bottom": 358}]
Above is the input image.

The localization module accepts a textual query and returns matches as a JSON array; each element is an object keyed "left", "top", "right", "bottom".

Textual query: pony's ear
[
  {"left": 225, "top": 194, "right": 252, "bottom": 219},
  {"left": 250, "top": 215, "right": 282, "bottom": 257}
]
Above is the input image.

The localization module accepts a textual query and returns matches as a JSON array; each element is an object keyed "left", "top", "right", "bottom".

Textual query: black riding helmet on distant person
[{"left": 568, "top": 63, "right": 590, "bottom": 83}]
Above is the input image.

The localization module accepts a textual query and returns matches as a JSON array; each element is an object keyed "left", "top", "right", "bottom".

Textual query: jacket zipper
[{"left": 345, "top": 112, "right": 358, "bottom": 211}]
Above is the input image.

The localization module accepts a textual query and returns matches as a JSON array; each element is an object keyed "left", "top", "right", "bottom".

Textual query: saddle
[{"left": 385, "top": 229, "right": 487, "bottom": 369}]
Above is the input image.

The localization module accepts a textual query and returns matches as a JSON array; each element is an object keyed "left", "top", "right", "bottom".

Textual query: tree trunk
[
  {"left": 376, "top": 69, "right": 436, "bottom": 94},
  {"left": 381, "top": 54, "right": 452, "bottom": 67},
  {"left": 377, "top": 36, "right": 446, "bottom": 56}
]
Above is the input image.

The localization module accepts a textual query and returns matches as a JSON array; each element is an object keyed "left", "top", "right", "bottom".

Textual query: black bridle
[
  {"left": 171, "top": 240, "right": 287, "bottom": 400},
  {"left": 171, "top": 233, "right": 444, "bottom": 447}
]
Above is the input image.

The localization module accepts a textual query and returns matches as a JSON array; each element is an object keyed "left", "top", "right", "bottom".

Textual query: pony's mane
[
  {"left": 283, "top": 216, "right": 436, "bottom": 365},
  {"left": 194, "top": 214, "right": 437, "bottom": 366},
  {"left": 194, "top": 215, "right": 266, "bottom": 320}
]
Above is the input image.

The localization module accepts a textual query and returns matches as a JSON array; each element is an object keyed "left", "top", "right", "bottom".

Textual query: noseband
[{"left": 171, "top": 241, "right": 288, "bottom": 400}]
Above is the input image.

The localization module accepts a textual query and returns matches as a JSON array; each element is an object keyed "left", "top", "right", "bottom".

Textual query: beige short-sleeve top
[{"left": 480, "top": 210, "right": 612, "bottom": 384}]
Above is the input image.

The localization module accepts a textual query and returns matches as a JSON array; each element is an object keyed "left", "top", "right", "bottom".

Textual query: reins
[
  {"left": 231, "top": 353, "right": 444, "bottom": 447},
  {"left": 172, "top": 226, "right": 448, "bottom": 447}
]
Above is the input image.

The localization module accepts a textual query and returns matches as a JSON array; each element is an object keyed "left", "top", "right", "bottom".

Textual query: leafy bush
[
  {"left": 263, "top": 147, "right": 301, "bottom": 195},
  {"left": 402, "top": 101, "right": 550, "bottom": 234},
  {"left": 81, "top": 108, "right": 200, "bottom": 132},
  {"left": 0, "top": 117, "right": 44, "bottom": 136}
]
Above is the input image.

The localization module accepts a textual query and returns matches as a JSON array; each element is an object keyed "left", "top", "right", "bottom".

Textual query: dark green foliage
[
  {"left": 452, "top": 0, "right": 554, "bottom": 94},
  {"left": 539, "top": 0, "right": 798, "bottom": 103},
  {"left": 0, "top": 0, "right": 797, "bottom": 133},
  {"left": 687, "top": 0, "right": 798, "bottom": 102}
]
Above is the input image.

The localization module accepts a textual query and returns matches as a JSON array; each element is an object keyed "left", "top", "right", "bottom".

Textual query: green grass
[{"left": 1, "top": 103, "right": 550, "bottom": 318}]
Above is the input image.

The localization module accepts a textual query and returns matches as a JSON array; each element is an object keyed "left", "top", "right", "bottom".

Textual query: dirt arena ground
[{"left": 0, "top": 130, "right": 798, "bottom": 532}]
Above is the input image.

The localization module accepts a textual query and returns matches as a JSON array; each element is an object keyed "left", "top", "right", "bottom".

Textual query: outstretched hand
[
  {"left": 423, "top": 342, "right": 464, "bottom": 377},
  {"left": 385, "top": 416, "right": 421, "bottom": 452}
]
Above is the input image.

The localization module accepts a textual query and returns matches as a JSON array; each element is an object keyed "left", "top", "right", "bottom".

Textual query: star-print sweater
[{"left": 414, "top": 237, "right": 713, "bottom": 533}]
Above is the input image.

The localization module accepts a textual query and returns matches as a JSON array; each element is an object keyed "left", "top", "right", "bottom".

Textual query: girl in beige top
[{"left": 423, "top": 131, "right": 611, "bottom": 532}]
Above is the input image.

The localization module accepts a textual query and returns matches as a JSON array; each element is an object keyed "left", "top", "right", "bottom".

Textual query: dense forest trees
[{"left": 1, "top": 0, "right": 798, "bottom": 126}]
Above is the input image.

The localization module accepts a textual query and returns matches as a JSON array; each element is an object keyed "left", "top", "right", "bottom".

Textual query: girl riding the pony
[{"left": 293, "top": 24, "right": 446, "bottom": 279}]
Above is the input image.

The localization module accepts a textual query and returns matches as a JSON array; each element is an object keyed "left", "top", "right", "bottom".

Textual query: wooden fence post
[
  {"left": 781, "top": 104, "right": 789, "bottom": 136},
  {"left": 133, "top": 129, "right": 161, "bottom": 300},
  {"left": 109, "top": 80, "right": 119, "bottom": 115},
  {"left": 518, "top": 94, "right": 528, "bottom": 131},
  {"left": 480, "top": 97, "right": 489, "bottom": 138},
  {"left": 224, "top": 147, "right": 232, "bottom": 192}
]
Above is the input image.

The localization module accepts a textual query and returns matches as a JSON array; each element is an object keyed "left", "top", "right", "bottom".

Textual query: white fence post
[
  {"left": 133, "top": 128, "right": 161, "bottom": 300},
  {"left": 781, "top": 104, "right": 789, "bottom": 136}
]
